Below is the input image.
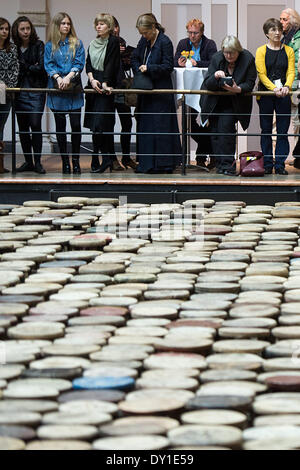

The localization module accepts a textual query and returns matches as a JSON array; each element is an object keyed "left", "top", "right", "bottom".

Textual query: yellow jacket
[{"left": 255, "top": 44, "right": 295, "bottom": 95}]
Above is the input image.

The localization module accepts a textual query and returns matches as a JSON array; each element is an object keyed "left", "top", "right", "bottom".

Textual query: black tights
[
  {"left": 115, "top": 102, "right": 132, "bottom": 159},
  {"left": 53, "top": 109, "right": 81, "bottom": 158},
  {"left": 16, "top": 111, "right": 43, "bottom": 161},
  {"left": 92, "top": 133, "right": 114, "bottom": 161}
]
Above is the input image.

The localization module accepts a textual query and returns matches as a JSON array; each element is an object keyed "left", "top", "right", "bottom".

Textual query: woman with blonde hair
[
  {"left": 44, "top": 12, "right": 85, "bottom": 174},
  {"left": 83, "top": 13, "right": 120, "bottom": 173}
]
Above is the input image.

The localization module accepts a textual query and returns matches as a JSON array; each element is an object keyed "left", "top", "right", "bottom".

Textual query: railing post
[
  {"left": 181, "top": 94, "right": 187, "bottom": 176},
  {"left": 11, "top": 92, "right": 16, "bottom": 175}
]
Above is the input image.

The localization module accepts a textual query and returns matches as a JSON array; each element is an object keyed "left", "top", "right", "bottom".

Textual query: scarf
[
  {"left": 89, "top": 36, "right": 109, "bottom": 71},
  {"left": 282, "top": 27, "right": 299, "bottom": 45}
]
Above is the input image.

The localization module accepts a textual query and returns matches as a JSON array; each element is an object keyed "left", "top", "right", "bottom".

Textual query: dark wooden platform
[{"left": 2, "top": 154, "right": 300, "bottom": 205}]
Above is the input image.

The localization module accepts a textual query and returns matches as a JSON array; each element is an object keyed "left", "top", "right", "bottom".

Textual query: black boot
[
  {"left": 16, "top": 155, "right": 35, "bottom": 172},
  {"left": 34, "top": 156, "right": 46, "bottom": 174},
  {"left": 91, "top": 155, "right": 100, "bottom": 173},
  {"left": 72, "top": 157, "right": 81, "bottom": 174},
  {"left": 61, "top": 156, "right": 71, "bottom": 174},
  {"left": 92, "top": 157, "right": 113, "bottom": 174}
]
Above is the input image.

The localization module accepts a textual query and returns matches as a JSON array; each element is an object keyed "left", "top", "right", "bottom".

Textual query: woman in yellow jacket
[{"left": 256, "top": 18, "right": 295, "bottom": 174}]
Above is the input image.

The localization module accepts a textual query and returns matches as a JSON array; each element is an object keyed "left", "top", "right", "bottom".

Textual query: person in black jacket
[
  {"left": 12, "top": 16, "right": 47, "bottom": 173},
  {"left": 131, "top": 13, "right": 181, "bottom": 174},
  {"left": 84, "top": 13, "right": 120, "bottom": 173},
  {"left": 174, "top": 19, "right": 217, "bottom": 168},
  {"left": 111, "top": 16, "right": 136, "bottom": 171},
  {"left": 200, "top": 35, "right": 257, "bottom": 175}
]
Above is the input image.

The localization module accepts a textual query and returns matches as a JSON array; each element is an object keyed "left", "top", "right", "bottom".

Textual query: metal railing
[{"left": 4, "top": 87, "right": 300, "bottom": 176}]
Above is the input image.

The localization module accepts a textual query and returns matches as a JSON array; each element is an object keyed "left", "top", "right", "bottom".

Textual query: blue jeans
[
  {"left": 258, "top": 95, "right": 291, "bottom": 170},
  {"left": 0, "top": 101, "right": 11, "bottom": 141}
]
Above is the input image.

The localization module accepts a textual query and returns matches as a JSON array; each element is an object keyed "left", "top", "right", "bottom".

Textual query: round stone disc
[
  {"left": 152, "top": 338, "right": 212, "bottom": 354},
  {"left": 106, "top": 416, "right": 179, "bottom": 432},
  {"left": 197, "top": 380, "right": 266, "bottom": 397},
  {"left": 254, "top": 414, "right": 300, "bottom": 427},
  {"left": 37, "top": 424, "right": 98, "bottom": 441},
  {"left": 0, "top": 424, "right": 36, "bottom": 441},
  {"left": 58, "top": 390, "right": 125, "bottom": 403},
  {"left": 59, "top": 400, "right": 118, "bottom": 415},
  {"left": 253, "top": 394, "right": 300, "bottom": 414},
  {"left": 42, "top": 411, "right": 111, "bottom": 426},
  {"left": 186, "top": 395, "right": 252, "bottom": 411},
  {"left": 93, "top": 435, "right": 169, "bottom": 450},
  {"left": 0, "top": 303, "right": 29, "bottom": 317},
  {"left": 144, "top": 352, "right": 207, "bottom": 370},
  {"left": 243, "top": 439, "right": 300, "bottom": 450},
  {"left": 243, "top": 425, "right": 300, "bottom": 443},
  {"left": 180, "top": 409, "right": 247, "bottom": 427},
  {"left": 167, "top": 424, "right": 242, "bottom": 448},
  {"left": 118, "top": 397, "right": 185, "bottom": 415},
  {"left": 212, "top": 339, "right": 269, "bottom": 354},
  {"left": 3, "top": 384, "right": 58, "bottom": 400},
  {"left": 229, "top": 304, "right": 279, "bottom": 319},
  {"left": 200, "top": 369, "right": 257, "bottom": 383},
  {"left": 0, "top": 437, "right": 25, "bottom": 450},
  {"left": 0, "top": 365, "right": 24, "bottom": 381},
  {"left": 0, "top": 411, "right": 41, "bottom": 427},
  {"left": 30, "top": 356, "right": 91, "bottom": 370},
  {"left": 207, "top": 353, "right": 263, "bottom": 370},
  {"left": 41, "top": 344, "right": 100, "bottom": 357},
  {"left": 0, "top": 399, "right": 58, "bottom": 413},
  {"left": 26, "top": 440, "right": 92, "bottom": 450},
  {"left": 263, "top": 358, "right": 300, "bottom": 371},
  {"left": 72, "top": 376, "right": 135, "bottom": 391},
  {"left": 265, "top": 376, "right": 300, "bottom": 391},
  {"left": 8, "top": 322, "right": 64, "bottom": 340}
]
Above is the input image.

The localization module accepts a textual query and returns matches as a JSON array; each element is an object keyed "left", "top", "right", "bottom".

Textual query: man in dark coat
[{"left": 174, "top": 18, "right": 217, "bottom": 168}]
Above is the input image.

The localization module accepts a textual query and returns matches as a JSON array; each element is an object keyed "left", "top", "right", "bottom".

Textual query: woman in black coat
[
  {"left": 200, "top": 35, "right": 257, "bottom": 175},
  {"left": 84, "top": 13, "right": 120, "bottom": 173},
  {"left": 12, "top": 16, "right": 47, "bottom": 174},
  {"left": 131, "top": 13, "right": 181, "bottom": 174}
]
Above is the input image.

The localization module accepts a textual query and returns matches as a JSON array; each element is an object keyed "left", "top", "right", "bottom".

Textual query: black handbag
[
  {"left": 54, "top": 71, "right": 82, "bottom": 92},
  {"left": 131, "top": 71, "right": 153, "bottom": 90},
  {"left": 122, "top": 70, "right": 138, "bottom": 107}
]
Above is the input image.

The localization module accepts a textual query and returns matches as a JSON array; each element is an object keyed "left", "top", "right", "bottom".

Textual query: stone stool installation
[{"left": 2, "top": 198, "right": 300, "bottom": 449}]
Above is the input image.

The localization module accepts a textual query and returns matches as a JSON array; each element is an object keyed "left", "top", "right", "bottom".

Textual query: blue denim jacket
[{"left": 44, "top": 37, "right": 85, "bottom": 110}]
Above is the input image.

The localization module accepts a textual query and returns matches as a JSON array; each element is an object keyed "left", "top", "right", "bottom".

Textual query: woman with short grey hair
[{"left": 200, "top": 35, "right": 256, "bottom": 175}]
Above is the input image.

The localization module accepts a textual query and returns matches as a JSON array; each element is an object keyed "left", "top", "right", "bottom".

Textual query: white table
[{"left": 173, "top": 67, "right": 208, "bottom": 112}]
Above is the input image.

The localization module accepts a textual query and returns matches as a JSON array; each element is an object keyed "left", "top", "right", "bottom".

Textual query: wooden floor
[{"left": 2, "top": 154, "right": 300, "bottom": 187}]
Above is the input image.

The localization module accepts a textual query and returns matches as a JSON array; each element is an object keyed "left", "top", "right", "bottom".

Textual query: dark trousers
[
  {"left": 0, "top": 101, "right": 11, "bottom": 141},
  {"left": 258, "top": 95, "right": 291, "bottom": 170},
  {"left": 16, "top": 111, "right": 43, "bottom": 161},
  {"left": 209, "top": 104, "right": 237, "bottom": 171},
  {"left": 292, "top": 102, "right": 300, "bottom": 157},
  {"left": 114, "top": 102, "right": 132, "bottom": 159},
  {"left": 53, "top": 109, "right": 81, "bottom": 158},
  {"left": 92, "top": 133, "right": 114, "bottom": 161},
  {"left": 189, "top": 107, "right": 212, "bottom": 161}
]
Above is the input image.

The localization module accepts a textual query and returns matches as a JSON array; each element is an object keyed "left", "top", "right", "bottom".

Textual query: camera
[{"left": 220, "top": 76, "right": 233, "bottom": 87}]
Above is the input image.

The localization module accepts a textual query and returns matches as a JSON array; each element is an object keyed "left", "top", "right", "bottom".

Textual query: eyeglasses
[
  {"left": 223, "top": 50, "right": 237, "bottom": 56},
  {"left": 187, "top": 31, "right": 200, "bottom": 36}
]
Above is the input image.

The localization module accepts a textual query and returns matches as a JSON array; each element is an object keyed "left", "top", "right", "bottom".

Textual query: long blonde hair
[{"left": 48, "top": 12, "right": 79, "bottom": 57}]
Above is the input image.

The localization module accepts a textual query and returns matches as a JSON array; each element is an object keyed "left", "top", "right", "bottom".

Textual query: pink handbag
[{"left": 239, "top": 151, "right": 264, "bottom": 177}]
